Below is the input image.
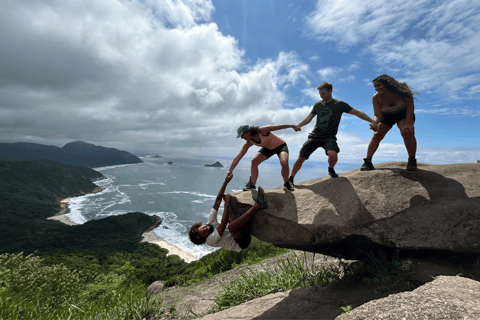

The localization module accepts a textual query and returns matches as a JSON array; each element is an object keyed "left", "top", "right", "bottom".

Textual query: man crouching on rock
[{"left": 188, "top": 175, "right": 267, "bottom": 251}]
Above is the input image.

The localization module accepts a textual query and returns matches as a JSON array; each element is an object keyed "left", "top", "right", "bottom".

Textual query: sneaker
[
  {"left": 243, "top": 176, "right": 256, "bottom": 191},
  {"left": 360, "top": 158, "right": 375, "bottom": 171},
  {"left": 406, "top": 158, "right": 418, "bottom": 171},
  {"left": 283, "top": 180, "right": 294, "bottom": 191},
  {"left": 254, "top": 186, "right": 268, "bottom": 209},
  {"left": 328, "top": 167, "right": 338, "bottom": 178},
  {"left": 288, "top": 176, "right": 294, "bottom": 186}
]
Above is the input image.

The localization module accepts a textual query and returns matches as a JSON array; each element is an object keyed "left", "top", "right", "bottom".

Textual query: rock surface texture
[
  {"left": 232, "top": 162, "right": 480, "bottom": 261},
  {"left": 336, "top": 275, "right": 480, "bottom": 320}
]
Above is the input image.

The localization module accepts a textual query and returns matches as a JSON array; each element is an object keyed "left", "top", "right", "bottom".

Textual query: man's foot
[
  {"left": 243, "top": 176, "right": 256, "bottom": 191},
  {"left": 283, "top": 180, "right": 294, "bottom": 191},
  {"left": 288, "top": 176, "right": 294, "bottom": 186},
  {"left": 360, "top": 158, "right": 375, "bottom": 171},
  {"left": 406, "top": 158, "right": 418, "bottom": 171},
  {"left": 328, "top": 167, "right": 338, "bottom": 178},
  {"left": 254, "top": 187, "right": 268, "bottom": 209}
]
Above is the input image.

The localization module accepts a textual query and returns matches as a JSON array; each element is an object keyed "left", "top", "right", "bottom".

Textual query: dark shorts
[
  {"left": 228, "top": 196, "right": 253, "bottom": 250},
  {"left": 299, "top": 135, "right": 339, "bottom": 159},
  {"left": 381, "top": 109, "right": 416, "bottom": 128},
  {"left": 259, "top": 143, "right": 289, "bottom": 159}
]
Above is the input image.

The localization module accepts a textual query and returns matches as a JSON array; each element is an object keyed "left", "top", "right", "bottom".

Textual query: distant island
[
  {"left": 204, "top": 161, "right": 224, "bottom": 167},
  {"left": 167, "top": 162, "right": 173, "bottom": 164},
  {"left": 152, "top": 154, "right": 162, "bottom": 158},
  {"left": 0, "top": 141, "right": 143, "bottom": 168}
]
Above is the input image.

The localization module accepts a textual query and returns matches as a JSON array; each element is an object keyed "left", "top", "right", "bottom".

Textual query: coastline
[{"left": 47, "top": 191, "right": 199, "bottom": 264}]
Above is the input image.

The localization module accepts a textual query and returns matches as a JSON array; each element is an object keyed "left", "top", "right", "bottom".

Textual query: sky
[{"left": 1, "top": 0, "right": 479, "bottom": 165}]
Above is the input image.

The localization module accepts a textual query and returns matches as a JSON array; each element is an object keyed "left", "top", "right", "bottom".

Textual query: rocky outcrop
[
  {"left": 199, "top": 275, "right": 480, "bottom": 320},
  {"left": 232, "top": 162, "right": 480, "bottom": 261},
  {"left": 336, "top": 276, "right": 480, "bottom": 319},
  {"left": 204, "top": 161, "right": 224, "bottom": 167},
  {"left": 0, "top": 141, "right": 143, "bottom": 168}
]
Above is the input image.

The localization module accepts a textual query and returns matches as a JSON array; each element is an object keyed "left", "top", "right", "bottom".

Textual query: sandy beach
[{"left": 48, "top": 195, "right": 198, "bottom": 263}]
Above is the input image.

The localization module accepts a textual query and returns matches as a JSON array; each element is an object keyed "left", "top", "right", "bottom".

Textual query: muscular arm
[
  {"left": 212, "top": 176, "right": 232, "bottom": 237},
  {"left": 371, "top": 94, "right": 383, "bottom": 124},
  {"left": 295, "top": 113, "right": 315, "bottom": 130},
  {"left": 258, "top": 124, "right": 297, "bottom": 134},
  {"left": 348, "top": 108, "right": 375, "bottom": 123},
  {"left": 227, "top": 142, "right": 251, "bottom": 177}
]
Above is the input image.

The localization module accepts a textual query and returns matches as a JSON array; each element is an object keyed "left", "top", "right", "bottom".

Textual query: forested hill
[
  {"left": 0, "top": 141, "right": 143, "bottom": 168},
  {"left": 0, "top": 159, "right": 105, "bottom": 220}
]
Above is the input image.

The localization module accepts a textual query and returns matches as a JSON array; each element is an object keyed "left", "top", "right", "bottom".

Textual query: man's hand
[
  {"left": 226, "top": 172, "right": 233, "bottom": 180},
  {"left": 370, "top": 122, "right": 379, "bottom": 132},
  {"left": 294, "top": 125, "right": 301, "bottom": 132}
]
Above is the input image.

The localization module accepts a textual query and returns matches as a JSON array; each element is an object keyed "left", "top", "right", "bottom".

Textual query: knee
[
  {"left": 280, "top": 158, "right": 289, "bottom": 167},
  {"left": 372, "top": 132, "right": 385, "bottom": 142},
  {"left": 401, "top": 128, "right": 414, "bottom": 138}
]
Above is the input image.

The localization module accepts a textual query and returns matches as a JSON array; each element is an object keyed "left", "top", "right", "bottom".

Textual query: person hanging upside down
[{"left": 188, "top": 175, "right": 267, "bottom": 251}]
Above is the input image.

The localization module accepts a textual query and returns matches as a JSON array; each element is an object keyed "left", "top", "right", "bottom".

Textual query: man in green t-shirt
[{"left": 290, "top": 82, "right": 376, "bottom": 181}]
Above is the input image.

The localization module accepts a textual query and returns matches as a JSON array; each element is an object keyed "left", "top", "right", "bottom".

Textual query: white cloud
[
  {"left": 316, "top": 67, "right": 339, "bottom": 79},
  {"left": 0, "top": 0, "right": 312, "bottom": 156},
  {"left": 306, "top": 0, "right": 480, "bottom": 101}
]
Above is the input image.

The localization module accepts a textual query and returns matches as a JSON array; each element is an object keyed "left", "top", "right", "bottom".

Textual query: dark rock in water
[
  {"left": 153, "top": 154, "right": 162, "bottom": 158},
  {"left": 0, "top": 141, "right": 143, "bottom": 168},
  {"left": 205, "top": 161, "right": 224, "bottom": 167},
  {"left": 231, "top": 162, "right": 480, "bottom": 262},
  {"left": 167, "top": 162, "right": 173, "bottom": 164}
]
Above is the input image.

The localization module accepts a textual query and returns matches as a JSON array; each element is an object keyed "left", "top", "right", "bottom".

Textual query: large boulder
[
  {"left": 232, "top": 162, "right": 480, "bottom": 261},
  {"left": 336, "top": 276, "right": 480, "bottom": 319}
]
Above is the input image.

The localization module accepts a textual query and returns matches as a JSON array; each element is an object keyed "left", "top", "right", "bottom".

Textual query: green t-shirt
[{"left": 310, "top": 99, "right": 353, "bottom": 136}]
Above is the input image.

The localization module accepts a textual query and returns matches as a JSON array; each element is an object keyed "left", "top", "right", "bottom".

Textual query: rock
[
  {"left": 152, "top": 154, "right": 162, "bottom": 158},
  {"left": 231, "top": 162, "right": 480, "bottom": 261},
  {"left": 145, "top": 281, "right": 165, "bottom": 297},
  {"left": 336, "top": 276, "right": 480, "bottom": 319},
  {"left": 204, "top": 161, "right": 224, "bottom": 167},
  {"left": 167, "top": 162, "right": 173, "bottom": 164}
]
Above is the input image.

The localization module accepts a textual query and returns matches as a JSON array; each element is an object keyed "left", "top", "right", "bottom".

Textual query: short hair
[
  {"left": 189, "top": 222, "right": 207, "bottom": 245},
  {"left": 317, "top": 82, "right": 333, "bottom": 91}
]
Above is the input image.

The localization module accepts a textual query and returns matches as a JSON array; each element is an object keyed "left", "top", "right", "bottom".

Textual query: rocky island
[{"left": 204, "top": 161, "right": 224, "bottom": 167}]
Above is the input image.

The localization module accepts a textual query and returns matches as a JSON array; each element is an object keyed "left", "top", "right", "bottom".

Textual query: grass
[
  {"left": 213, "top": 252, "right": 346, "bottom": 311},
  {"left": 0, "top": 253, "right": 165, "bottom": 320}
]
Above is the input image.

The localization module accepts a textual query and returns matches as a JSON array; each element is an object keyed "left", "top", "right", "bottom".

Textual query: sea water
[{"left": 66, "top": 155, "right": 359, "bottom": 258}]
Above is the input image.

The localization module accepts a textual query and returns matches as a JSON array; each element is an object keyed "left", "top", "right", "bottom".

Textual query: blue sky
[{"left": 0, "top": 0, "right": 479, "bottom": 165}]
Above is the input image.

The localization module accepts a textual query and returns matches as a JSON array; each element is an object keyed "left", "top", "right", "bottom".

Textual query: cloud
[
  {"left": 305, "top": 0, "right": 480, "bottom": 100},
  {"left": 0, "top": 0, "right": 312, "bottom": 156}
]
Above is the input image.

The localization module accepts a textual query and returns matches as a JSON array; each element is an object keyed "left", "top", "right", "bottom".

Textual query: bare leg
[
  {"left": 327, "top": 150, "right": 338, "bottom": 168},
  {"left": 228, "top": 202, "right": 261, "bottom": 239},
  {"left": 250, "top": 152, "right": 268, "bottom": 185},
  {"left": 278, "top": 151, "right": 289, "bottom": 182},
  {"left": 366, "top": 123, "right": 390, "bottom": 157},
  {"left": 398, "top": 120, "right": 417, "bottom": 157},
  {"left": 290, "top": 156, "right": 307, "bottom": 178}
]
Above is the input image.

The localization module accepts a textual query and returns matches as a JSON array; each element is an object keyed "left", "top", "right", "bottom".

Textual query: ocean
[{"left": 65, "top": 155, "right": 359, "bottom": 259}]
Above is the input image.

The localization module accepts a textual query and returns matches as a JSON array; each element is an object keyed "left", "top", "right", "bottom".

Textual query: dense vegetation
[{"left": 0, "top": 159, "right": 291, "bottom": 319}]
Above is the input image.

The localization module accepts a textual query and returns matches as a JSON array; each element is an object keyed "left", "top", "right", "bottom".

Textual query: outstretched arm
[
  {"left": 258, "top": 124, "right": 297, "bottom": 135},
  {"left": 213, "top": 175, "right": 232, "bottom": 211},
  {"left": 227, "top": 143, "right": 251, "bottom": 178},
  {"left": 294, "top": 113, "right": 315, "bottom": 131},
  {"left": 348, "top": 108, "right": 377, "bottom": 131}
]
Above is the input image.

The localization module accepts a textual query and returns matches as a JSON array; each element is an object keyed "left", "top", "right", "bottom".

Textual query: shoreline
[{"left": 47, "top": 190, "right": 199, "bottom": 264}]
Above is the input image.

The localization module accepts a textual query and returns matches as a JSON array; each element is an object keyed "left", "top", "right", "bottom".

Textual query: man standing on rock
[
  {"left": 188, "top": 175, "right": 267, "bottom": 251},
  {"left": 290, "top": 82, "right": 376, "bottom": 182}
]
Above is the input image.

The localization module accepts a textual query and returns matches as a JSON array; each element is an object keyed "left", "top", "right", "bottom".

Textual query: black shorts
[
  {"left": 233, "top": 220, "right": 252, "bottom": 249},
  {"left": 228, "top": 196, "right": 253, "bottom": 250},
  {"left": 381, "top": 109, "right": 416, "bottom": 128},
  {"left": 298, "top": 135, "right": 339, "bottom": 159},
  {"left": 259, "top": 143, "right": 289, "bottom": 159}
]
